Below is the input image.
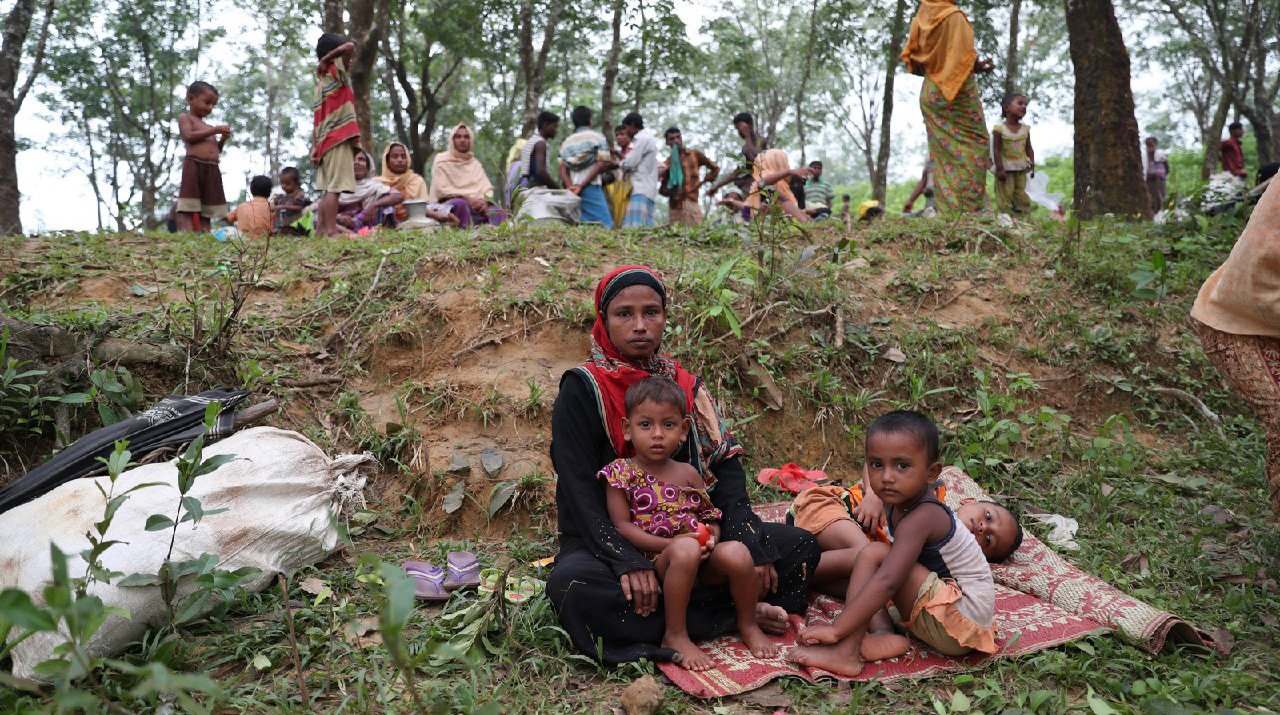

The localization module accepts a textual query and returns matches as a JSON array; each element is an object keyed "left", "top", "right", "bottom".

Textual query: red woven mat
[{"left": 658, "top": 467, "right": 1214, "bottom": 698}]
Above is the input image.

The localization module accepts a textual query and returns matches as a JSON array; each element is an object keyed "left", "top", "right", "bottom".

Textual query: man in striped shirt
[
  {"left": 311, "top": 34, "right": 360, "bottom": 237},
  {"left": 804, "top": 160, "right": 835, "bottom": 220}
]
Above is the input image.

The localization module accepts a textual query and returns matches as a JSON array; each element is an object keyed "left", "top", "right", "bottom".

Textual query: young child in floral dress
[{"left": 600, "top": 376, "right": 776, "bottom": 671}]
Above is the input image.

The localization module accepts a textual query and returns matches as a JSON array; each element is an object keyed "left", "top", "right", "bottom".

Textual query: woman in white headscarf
[{"left": 431, "top": 123, "right": 506, "bottom": 227}]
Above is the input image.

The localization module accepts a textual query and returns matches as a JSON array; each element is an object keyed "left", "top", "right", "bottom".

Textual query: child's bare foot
[
  {"left": 740, "top": 622, "right": 778, "bottom": 659},
  {"left": 787, "top": 644, "right": 864, "bottom": 677},
  {"left": 796, "top": 624, "right": 842, "bottom": 645},
  {"left": 662, "top": 632, "right": 714, "bottom": 672},
  {"left": 755, "top": 603, "right": 789, "bottom": 634},
  {"left": 859, "top": 632, "right": 910, "bottom": 661}
]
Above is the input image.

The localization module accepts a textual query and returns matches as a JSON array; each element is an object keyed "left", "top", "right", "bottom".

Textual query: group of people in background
[{"left": 169, "top": 3, "right": 1269, "bottom": 239}]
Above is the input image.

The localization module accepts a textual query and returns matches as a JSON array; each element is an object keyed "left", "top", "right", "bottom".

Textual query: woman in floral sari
[{"left": 901, "top": 0, "right": 994, "bottom": 213}]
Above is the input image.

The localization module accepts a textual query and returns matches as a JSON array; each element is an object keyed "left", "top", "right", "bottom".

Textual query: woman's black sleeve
[
  {"left": 551, "top": 371, "right": 653, "bottom": 578},
  {"left": 709, "top": 455, "right": 781, "bottom": 565}
]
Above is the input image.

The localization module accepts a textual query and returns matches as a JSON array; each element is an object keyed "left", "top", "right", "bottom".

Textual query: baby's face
[
  {"left": 956, "top": 502, "right": 1018, "bottom": 562},
  {"left": 280, "top": 175, "right": 299, "bottom": 193}
]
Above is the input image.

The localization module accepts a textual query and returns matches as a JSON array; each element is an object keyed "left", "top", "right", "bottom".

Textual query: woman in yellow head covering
[
  {"left": 748, "top": 148, "right": 811, "bottom": 222},
  {"left": 900, "top": 0, "right": 994, "bottom": 213},
  {"left": 432, "top": 124, "right": 507, "bottom": 227},
  {"left": 379, "top": 141, "right": 429, "bottom": 223}
]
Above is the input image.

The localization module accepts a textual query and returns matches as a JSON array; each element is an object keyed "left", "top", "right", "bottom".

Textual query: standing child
[
  {"left": 176, "top": 81, "right": 231, "bottom": 232},
  {"left": 272, "top": 166, "right": 310, "bottom": 235},
  {"left": 227, "top": 175, "right": 274, "bottom": 238},
  {"left": 311, "top": 33, "right": 360, "bottom": 237},
  {"left": 992, "top": 92, "right": 1034, "bottom": 215},
  {"left": 787, "top": 411, "right": 999, "bottom": 677},
  {"left": 1143, "top": 137, "right": 1170, "bottom": 215},
  {"left": 601, "top": 376, "right": 777, "bottom": 671}
]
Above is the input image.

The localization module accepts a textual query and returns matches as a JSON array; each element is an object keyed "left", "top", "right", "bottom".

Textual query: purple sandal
[
  {"left": 442, "top": 551, "right": 481, "bottom": 591},
  {"left": 404, "top": 560, "right": 449, "bottom": 601}
]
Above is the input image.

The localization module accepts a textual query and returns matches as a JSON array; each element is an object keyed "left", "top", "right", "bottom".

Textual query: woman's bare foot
[
  {"left": 787, "top": 643, "right": 864, "bottom": 677},
  {"left": 740, "top": 622, "right": 779, "bottom": 659},
  {"left": 662, "top": 632, "right": 714, "bottom": 672},
  {"left": 755, "top": 603, "right": 789, "bottom": 635},
  {"left": 859, "top": 632, "right": 910, "bottom": 661}
]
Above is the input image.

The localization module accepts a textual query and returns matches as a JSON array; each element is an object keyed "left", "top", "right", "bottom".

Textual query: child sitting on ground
[
  {"left": 227, "top": 175, "right": 274, "bottom": 239},
  {"left": 600, "top": 376, "right": 777, "bottom": 671},
  {"left": 787, "top": 411, "right": 1000, "bottom": 677},
  {"left": 992, "top": 92, "right": 1034, "bottom": 215},
  {"left": 272, "top": 167, "right": 310, "bottom": 235},
  {"left": 176, "top": 81, "right": 231, "bottom": 232}
]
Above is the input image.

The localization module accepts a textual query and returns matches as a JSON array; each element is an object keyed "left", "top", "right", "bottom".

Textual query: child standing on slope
[
  {"left": 311, "top": 33, "right": 360, "bottom": 237},
  {"left": 176, "top": 81, "right": 231, "bottom": 232},
  {"left": 600, "top": 376, "right": 778, "bottom": 671},
  {"left": 787, "top": 411, "right": 999, "bottom": 677},
  {"left": 992, "top": 92, "right": 1034, "bottom": 215}
]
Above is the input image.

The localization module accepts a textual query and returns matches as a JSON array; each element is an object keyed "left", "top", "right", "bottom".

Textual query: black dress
[{"left": 546, "top": 370, "right": 820, "bottom": 664}]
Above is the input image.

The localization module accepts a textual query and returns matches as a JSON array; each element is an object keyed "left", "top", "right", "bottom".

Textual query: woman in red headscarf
[{"left": 547, "top": 265, "right": 820, "bottom": 665}]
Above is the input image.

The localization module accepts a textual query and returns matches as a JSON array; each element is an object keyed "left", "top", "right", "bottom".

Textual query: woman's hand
[
  {"left": 974, "top": 57, "right": 995, "bottom": 73},
  {"left": 851, "top": 488, "right": 885, "bottom": 533},
  {"left": 755, "top": 563, "right": 778, "bottom": 599},
  {"left": 468, "top": 198, "right": 488, "bottom": 212},
  {"left": 620, "top": 569, "right": 661, "bottom": 616}
]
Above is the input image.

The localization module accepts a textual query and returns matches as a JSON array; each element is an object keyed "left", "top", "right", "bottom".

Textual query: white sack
[
  {"left": 1, "top": 426, "right": 373, "bottom": 677},
  {"left": 517, "top": 188, "right": 581, "bottom": 224}
]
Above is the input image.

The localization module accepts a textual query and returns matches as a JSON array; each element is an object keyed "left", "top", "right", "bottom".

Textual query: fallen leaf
[
  {"left": 739, "top": 682, "right": 791, "bottom": 709},
  {"left": 1100, "top": 483, "right": 1114, "bottom": 497},
  {"left": 349, "top": 616, "right": 378, "bottom": 638},
  {"left": 737, "top": 354, "right": 784, "bottom": 410},
  {"left": 299, "top": 577, "right": 326, "bottom": 595},
  {"left": 1215, "top": 574, "right": 1251, "bottom": 584},
  {"left": 1210, "top": 629, "right": 1236, "bottom": 655},
  {"left": 130, "top": 283, "right": 158, "bottom": 297},
  {"left": 251, "top": 653, "right": 272, "bottom": 671},
  {"left": 883, "top": 347, "right": 906, "bottom": 363},
  {"left": 1120, "top": 553, "right": 1149, "bottom": 576},
  {"left": 1201, "top": 505, "right": 1235, "bottom": 525},
  {"left": 443, "top": 478, "right": 467, "bottom": 514}
]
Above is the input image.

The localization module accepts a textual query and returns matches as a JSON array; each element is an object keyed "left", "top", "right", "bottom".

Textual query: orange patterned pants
[{"left": 1192, "top": 318, "right": 1280, "bottom": 525}]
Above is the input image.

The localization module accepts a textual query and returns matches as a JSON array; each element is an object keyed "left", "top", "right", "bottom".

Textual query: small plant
[{"left": 1128, "top": 250, "right": 1170, "bottom": 301}]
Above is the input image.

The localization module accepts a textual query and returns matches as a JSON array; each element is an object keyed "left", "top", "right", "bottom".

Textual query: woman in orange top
[
  {"left": 900, "top": 0, "right": 995, "bottom": 213},
  {"left": 1191, "top": 179, "right": 1280, "bottom": 526}
]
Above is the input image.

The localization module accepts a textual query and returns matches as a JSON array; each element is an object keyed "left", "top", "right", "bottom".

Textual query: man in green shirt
[{"left": 804, "top": 160, "right": 835, "bottom": 220}]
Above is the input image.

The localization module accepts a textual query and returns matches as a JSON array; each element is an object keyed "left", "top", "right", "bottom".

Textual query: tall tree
[
  {"left": 1004, "top": 0, "right": 1022, "bottom": 95},
  {"left": 517, "top": 0, "right": 568, "bottom": 133},
  {"left": 872, "top": 0, "right": 909, "bottom": 201},
  {"left": 1064, "top": 0, "right": 1149, "bottom": 218},
  {"left": 0, "top": 0, "right": 55, "bottom": 235},
  {"left": 599, "top": 0, "right": 624, "bottom": 145}
]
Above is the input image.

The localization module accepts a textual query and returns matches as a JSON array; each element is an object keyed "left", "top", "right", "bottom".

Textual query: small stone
[
  {"left": 481, "top": 446, "right": 504, "bottom": 476},
  {"left": 448, "top": 453, "right": 470, "bottom": 474},
  {"left": 883, "top": 347, "right": 906, "bottom": 363},
  {"left": 619, "top": 675, "right": 663, "bottom": 715}
]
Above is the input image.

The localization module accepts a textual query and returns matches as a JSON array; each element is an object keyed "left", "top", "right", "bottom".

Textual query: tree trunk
[
  {"left": 1004, "top": 0, "right": 1022, "bottom": 96},
  {"left": 795, "top": 0, "right": 821, "bottom": 164},
  {"left": 630, "top": 0, "right": 648, "bottom": 115},
  {"left": 0, "top": 0, "right": 53, "bottom": 236},
  {"left": 347, "top": 0, "right": 390, "bottom": 152},
  {"left": 324, "top": 0, "right": 345, "bottom": 33},
  {"left": 518, "top": 0, "right": 569, "bottom": 134},
  {"left": 1063, "top": 0, "right": 1150, "bottom": 219},
  {"left": 600, "top": 0, "right": 624, "bottom": 148},
  {"left": 1200, "top": 91, "right": 1232, "bottom": 179},
  {"left": 872, "top": 0, "right": 909, "bottom": 202}
]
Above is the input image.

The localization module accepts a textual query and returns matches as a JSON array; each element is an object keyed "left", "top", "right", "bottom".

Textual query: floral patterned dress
[
  {"left": 921, "top": 75, "right": 989, "bottom": 213},
  {"left": 598, "top": 458, "right": 722, "bottom": 556}
]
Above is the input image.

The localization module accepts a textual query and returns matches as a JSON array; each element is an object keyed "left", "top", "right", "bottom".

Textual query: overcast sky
[{"left": 15, "top": 2, "right": 1163, "bottom": 232}]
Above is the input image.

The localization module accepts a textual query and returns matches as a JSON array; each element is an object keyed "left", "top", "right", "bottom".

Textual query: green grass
[{"left": 1, "top": 206, "right": 1278, "bottom": 713}]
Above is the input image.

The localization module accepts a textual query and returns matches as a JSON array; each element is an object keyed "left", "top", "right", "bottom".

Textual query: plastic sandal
[
  {"left": 477, "top": 567, "right": 504, "bottom": 596},
  {"left": 756, "top": 463, "right": 828, "bottom": 493},
  {"left": 404, "top": 560, "right": 449, "bottom": 602},
  {"left": 442, "top": 551, "right": 482, "bottom": 591}
]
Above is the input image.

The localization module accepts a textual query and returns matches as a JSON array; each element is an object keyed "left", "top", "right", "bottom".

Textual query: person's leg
[
  {"left": 1146, "top": 179, "right": 1160, "bottom": 215},
  {"left": 1156, "top": 180, "right": 1167, "bottom": 212},
  {"left": 176, "top": 157, "right": 201, "bottom": 232},
  {"left": 1191, "top": 319, "right": 1280, "bottom": 524},
  {"left": 701, "top": 540, "right": 777, "bottom": 658},
  {"left": 994, "top": 175, "right": 1012, "bottom": 213},
  {"left": 683, "top": 198, "right": 704, "bottom": 225},
  {"left": 754, "top": 522, "right": 820, "bottom": 617},
  {"left": 1013, "top": 171, "right": 1031, "bottom": 213},
  {"left": 445, "top": 198, "right": 474, "bottom": 228},
  {"left": 654, "top": 537, "right": 714, "bottom": 670},
  {"left": 316, "top": 193, "right": 339, "bottom": 236},
  {"left": 484, "top": 204, "right": 508, "bottom": 225},
  {"left": 578, "top": 185, "right": 613, "bottom": 227}
]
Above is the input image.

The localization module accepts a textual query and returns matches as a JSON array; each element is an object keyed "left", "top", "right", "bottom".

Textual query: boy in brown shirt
[
  {"left": 227, "top": 175, "right": 274, "bottom": 238},
  {"left": 176, "top": 81, "right": 231, "bottom": 232}
]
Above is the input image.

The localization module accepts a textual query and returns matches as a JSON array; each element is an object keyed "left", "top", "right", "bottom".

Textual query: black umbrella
[{"left": 0, "top": 388, "right": 250, "bottom": 515}]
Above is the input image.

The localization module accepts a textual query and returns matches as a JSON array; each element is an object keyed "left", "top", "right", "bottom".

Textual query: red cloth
[
  {"left": 1221, "top": 137, "right": 1246, "bottom": 177},
  {"left": 579, "top": 265, "right": 698, "bottom": 458}
]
